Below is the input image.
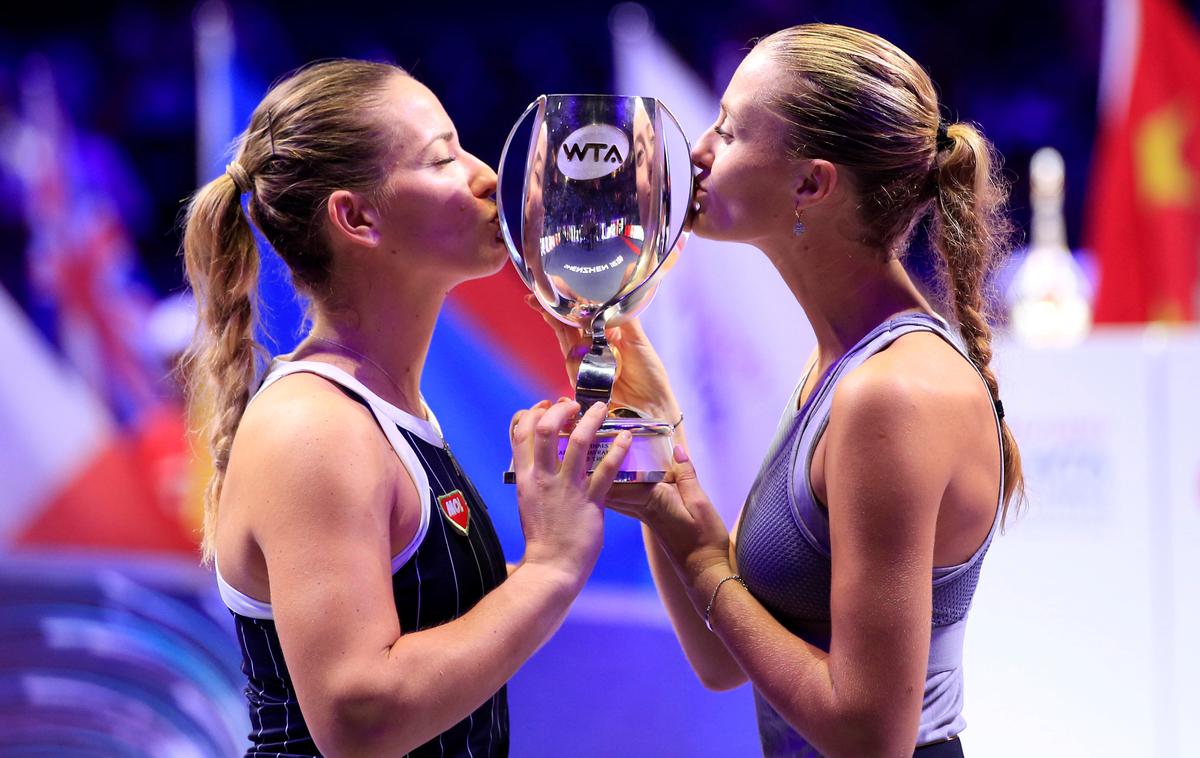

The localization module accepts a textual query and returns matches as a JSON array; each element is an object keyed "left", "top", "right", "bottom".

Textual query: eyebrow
[{"left": 423, "top": 131, "right": 455, "bottom": 150}]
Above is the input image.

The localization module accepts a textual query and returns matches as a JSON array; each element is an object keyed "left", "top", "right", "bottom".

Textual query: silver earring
[{"left": 793, "top": 209, "right": 806, "bottom": 236}]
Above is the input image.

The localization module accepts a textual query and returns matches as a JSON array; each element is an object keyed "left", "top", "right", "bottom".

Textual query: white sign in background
[
  {"left": 965, "top": 329, "right": 1198, "bottom": 757},
  {"left": 1165, "top": 331, "right": 1200, "bottom": 757}
]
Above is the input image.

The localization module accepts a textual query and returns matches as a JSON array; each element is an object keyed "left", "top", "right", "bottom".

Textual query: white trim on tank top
[{"left": 214, "top": 358, "right": 439, "bottom": 620}]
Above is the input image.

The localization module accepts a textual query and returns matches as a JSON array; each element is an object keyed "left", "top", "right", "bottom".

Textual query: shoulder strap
[
  {"left": 789, "top": 312, "right": 1004, "bottom": 550},
  {"left": 252, "top": 360, "right": 434, "bottom": 573},
  {"left": 255, "top": 360, "right": 444, "bottom": 446}
]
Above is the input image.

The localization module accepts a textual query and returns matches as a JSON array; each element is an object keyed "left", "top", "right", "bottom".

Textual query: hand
[
  {"left": 617, "top": 446, "right": 732, "bottom": 586},
  {"left": 605, "top": 481, "right": 664, "bottom": 521},
  {"left": 510, "top": 398, "right": 633, "bottom": 585},
  {"left": 525, "top": 295, "right": 680, "bottom": 421}
]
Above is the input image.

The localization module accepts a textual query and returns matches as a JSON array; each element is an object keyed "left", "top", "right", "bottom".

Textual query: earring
[{"left": 793, "top": 208, "right": 806, "bottom": 237}]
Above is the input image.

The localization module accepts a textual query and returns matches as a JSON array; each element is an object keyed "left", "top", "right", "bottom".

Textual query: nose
[
  {"left": 690, "top": 132, "right": 713, "bottom": 175},
  {"left": 466, "top": 151, "right": 498, "bottom": 199}
]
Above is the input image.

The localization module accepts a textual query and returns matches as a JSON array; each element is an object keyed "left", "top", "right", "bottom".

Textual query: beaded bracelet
[{"left": 704, "top": 574, "right": 746, "bottom": 633}]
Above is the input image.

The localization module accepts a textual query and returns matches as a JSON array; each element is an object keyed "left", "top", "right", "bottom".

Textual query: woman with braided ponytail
[
  {"left": 182, "top": 59, "right": 631, "bottom": 756},
  {"left": 540, "top": 23, "right": 1024, "bottom": 756}
]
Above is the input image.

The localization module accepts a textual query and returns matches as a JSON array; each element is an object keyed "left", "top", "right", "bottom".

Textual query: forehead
[
  {"left": 726, "top": 50, "right": 790, "bottom": 127},
  {"left": 381, "top": 76, "right": 455, "bottom": 154}
]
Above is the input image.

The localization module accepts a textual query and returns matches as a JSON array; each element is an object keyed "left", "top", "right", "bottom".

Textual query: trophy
[{"left": 497, "top": 94, "right": 693, "bottom": 483}]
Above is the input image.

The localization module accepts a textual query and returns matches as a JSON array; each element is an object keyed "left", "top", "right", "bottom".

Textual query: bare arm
[
  {"left": 533, "top": 307, "right": 751, "bottom": 687},
  {"left": 625, "top": 343, "right": 822, "bottom": 692},
  {"left": 612, "top": 438, "right": 747, "bottom": 691},
  {"left": 640, "top": 368, "right": 952, "bottom": 756},
  {"left": 641, "top": 520, "right": 748, "bottom": 690},
  {"left": 243, "top": 393, "right": 628, "bottom": 755}
]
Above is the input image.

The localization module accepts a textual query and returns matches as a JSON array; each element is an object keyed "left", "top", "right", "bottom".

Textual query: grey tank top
[{"left": 734, "top": 312, "right": 1003, "bottom": 755}]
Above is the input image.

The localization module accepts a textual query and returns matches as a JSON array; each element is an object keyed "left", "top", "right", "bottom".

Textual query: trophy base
[{"left": 503, "top": 417, "right": 675, "bottom": 484}]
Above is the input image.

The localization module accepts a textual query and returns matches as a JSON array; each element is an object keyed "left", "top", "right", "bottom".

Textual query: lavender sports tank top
[{"left": 734, "top": 313, "right": 1003, "bottom": 755}]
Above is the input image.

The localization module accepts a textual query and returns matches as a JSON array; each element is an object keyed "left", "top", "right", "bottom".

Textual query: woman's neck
[
  {"left": 299, "top": 270, "right": 447, "bottom": 417},
  {"left": 761, "top": 231, "right": 934, "bottom": 370}
]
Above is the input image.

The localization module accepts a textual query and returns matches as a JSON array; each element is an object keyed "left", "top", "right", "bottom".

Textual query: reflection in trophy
[{"left": 498, "top": 94, "right": 693, "bottom": 483}]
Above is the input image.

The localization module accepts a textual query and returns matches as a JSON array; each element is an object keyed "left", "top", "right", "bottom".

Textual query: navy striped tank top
[
  {"left": 734, "top": 313, "right": 1003, "bottom": 756},
  {"left": 216, "top": 360, "right": 510, "bottom": 757}
]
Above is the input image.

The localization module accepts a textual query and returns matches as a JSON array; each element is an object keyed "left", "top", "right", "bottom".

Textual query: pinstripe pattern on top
[{"left": 228, "top": 361, "right": 509, "bottom": 757}]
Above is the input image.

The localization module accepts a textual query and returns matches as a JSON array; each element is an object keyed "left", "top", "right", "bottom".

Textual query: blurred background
[{"left": 1, "top": 0, "right": 1197, "bottom": 755}]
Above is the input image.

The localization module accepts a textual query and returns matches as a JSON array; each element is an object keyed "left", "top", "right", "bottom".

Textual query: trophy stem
[{"left": 574, "top": 313, "right": 616, "bottom": 412}]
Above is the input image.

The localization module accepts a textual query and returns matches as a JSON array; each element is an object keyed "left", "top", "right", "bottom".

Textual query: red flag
[{"left": 1088, "top": 0, "right": 1200, "bottom": 323}]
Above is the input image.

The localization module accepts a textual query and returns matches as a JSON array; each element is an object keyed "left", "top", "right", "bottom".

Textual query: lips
[{"left": 682, "top": 189, "right": 703, "bottom": 231}]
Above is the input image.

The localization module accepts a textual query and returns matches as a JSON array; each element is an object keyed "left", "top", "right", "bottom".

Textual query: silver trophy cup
[{"left": 498, "top": 94, "right": 693, "bottom": 483}]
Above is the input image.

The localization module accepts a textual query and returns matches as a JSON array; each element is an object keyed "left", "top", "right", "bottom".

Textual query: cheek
[
  {"left": 396, "top": 188, "right": 477, "bottom": 246},
  {"left": 702, "top": 157, "right": 774, "bottom": 237}
]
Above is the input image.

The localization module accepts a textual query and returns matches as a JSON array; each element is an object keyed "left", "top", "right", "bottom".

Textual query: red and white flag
[{"left": 0, "top": 60, "right": 198, "bottom": 554}]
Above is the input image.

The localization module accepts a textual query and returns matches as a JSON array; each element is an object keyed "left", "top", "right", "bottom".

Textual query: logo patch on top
[{"left": 437, "top": 490, "right": 470, "bottom": 536}]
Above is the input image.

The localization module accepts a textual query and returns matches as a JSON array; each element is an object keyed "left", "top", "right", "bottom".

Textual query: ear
[
  {"left": 793, "top": 158, "right": 838, "bottom": 211},
  {"left": 326, "top": 190, "right": 382, "bottom": 248}
]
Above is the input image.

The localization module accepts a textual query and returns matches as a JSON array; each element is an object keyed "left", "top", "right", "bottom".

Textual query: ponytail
[
  {"left": 930, "top": 123, "right": 1025, "bottom": 524},
  {"left": 757, "top": 25, "right": 1025, "bottom": 524},
  {"left": 181, "top": 169, "right": 265, "bottom": 564},
  {"left": 179, "top": 59, "right": 417, "bottom": 562}
]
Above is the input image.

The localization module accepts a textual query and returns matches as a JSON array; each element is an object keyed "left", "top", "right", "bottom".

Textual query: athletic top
[
  {"left": 734, "top": 313, "right": 1003, "bottom": 755},
  {"left": 216, "top": 360, "right": 509, "bottom": 757}
]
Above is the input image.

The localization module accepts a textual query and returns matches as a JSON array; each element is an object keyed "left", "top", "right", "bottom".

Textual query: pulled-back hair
[
  {"left": 759, "top": 24, "right": 1024, "bottom": 521},
  {"left": 181, "top": 59, "right": 407, "bottom": 562}
]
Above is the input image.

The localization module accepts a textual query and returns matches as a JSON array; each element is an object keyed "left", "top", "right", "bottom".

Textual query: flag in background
[
  {"left": 0, "top": 58, "right": 196, "bottom": 554},
  {"left": 0, "top": 15, "right": 256, "bottom": 751},
  {"left": 13, "top": 58, "right": 166, "bottom": 428},
  {"left": 1089, "top": 0, "right": 1200, "bottom": 323}
]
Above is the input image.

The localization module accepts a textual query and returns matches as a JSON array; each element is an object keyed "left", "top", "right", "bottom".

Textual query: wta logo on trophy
[
  {"left": 496, "top": 94, "right": 694, "bottom": 484},
  {"left": 556, "top": 124, "right": 630, "bottom": 180}
]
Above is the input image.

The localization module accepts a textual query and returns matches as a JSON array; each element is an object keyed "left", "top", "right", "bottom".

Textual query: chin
[
  {"left": 473, "top": 241, "right": 510, "bottom": 278},
  {"left": 690, "top": 215, "right": 725, "bottom": 242},
  {"left": 693, "top": 215, "right": 754, "bottom": 245}
]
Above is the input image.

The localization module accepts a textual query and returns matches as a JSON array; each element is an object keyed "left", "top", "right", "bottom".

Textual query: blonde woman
[
  {"left": 544, "top": 24, "right": 1024, "bottom": 756},
  {"left": 182, "top": 60, "right": 631, "bottom": 756}
]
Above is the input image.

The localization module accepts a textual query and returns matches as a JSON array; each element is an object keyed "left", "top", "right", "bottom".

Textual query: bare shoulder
[
  {"left": 236, "top": 372, "right": 390, "bottom": 477},
  {"left": 224, "top": 372, "right": 397, "bottom": 536},
  {"left": 826, "top": 331, "right": 987, "bottom": 499},
  {"left": 833, "top": 331, "right": 985, "bottom": 432}
]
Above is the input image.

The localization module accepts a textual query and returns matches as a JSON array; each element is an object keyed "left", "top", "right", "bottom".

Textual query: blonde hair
[
  {"left": 759, "top": 24, "right": 1024, "bottom": 521},
  {"left": 181, "top": 59, "right": 407, "bottom": 563}
]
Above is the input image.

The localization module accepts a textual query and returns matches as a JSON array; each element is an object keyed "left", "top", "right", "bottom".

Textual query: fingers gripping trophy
[{"left": 498, "top": 94, "right": 693, "bottom": 483}]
